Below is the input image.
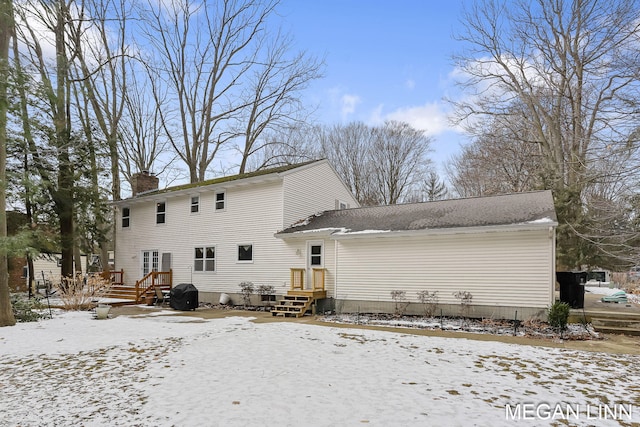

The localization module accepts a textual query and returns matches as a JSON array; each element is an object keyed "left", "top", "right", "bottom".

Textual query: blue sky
[{"left": 277, "top": 0, "right": 471, "bottom": 170}]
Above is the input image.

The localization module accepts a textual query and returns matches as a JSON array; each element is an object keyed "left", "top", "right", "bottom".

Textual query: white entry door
[{"left": 307, "top": 241, "right": 323, "bottom": 288}]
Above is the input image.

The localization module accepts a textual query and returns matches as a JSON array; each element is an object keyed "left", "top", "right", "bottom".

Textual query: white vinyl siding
[
  {"left": 114, "top": 161, "right": 352, "bottom": 296},
  {"left": 282, "top": 161, "right": 359, "bottom": 229},
  {"left": 116, "top": 180, "right": 297, "bottom": 294},
  {"left": 334, "top": 230, "right": 553, "bottom": 309}
]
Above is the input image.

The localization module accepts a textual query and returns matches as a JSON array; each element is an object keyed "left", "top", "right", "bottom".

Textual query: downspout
[
  {"left": 550, "top": 226, "right": 556, "bottom": 307},
  {"left": 334, "top": 239, "right": 338, "bottom": 308}
]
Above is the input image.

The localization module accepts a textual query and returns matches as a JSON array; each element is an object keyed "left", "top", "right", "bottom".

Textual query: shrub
[
  {"left": 548, "top": 301, "right": 570, "bottom": 331},
  {"left": 57, "top": 274, "right": 112, "bottom": 310},
  {"left": 453, "top": 290, "right": 473, "bottom": 318},
  {"left": 11, "top": 294, "right": 46, "bottom": 322},
  {"left": 390, "top": 290, "right": 409, "bottom": 317},
  {"left": 239, "top": 282, "right": 254, "bottom": 307},
  {"left": 417, "top": 290, "right": 439, "bottom": 317},
  {"left": 256, "top": 284, "right": 275, "bottom": 307}
]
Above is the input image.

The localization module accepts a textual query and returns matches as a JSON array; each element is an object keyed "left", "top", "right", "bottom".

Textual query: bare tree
[
  {"left": 140, "top": 0, "right": 281, "bottom": 183},
  {"left": 118, "top": 63, "right": 177, "bottom": 187},
  {"left": 242, "top": 124, "right": 320, "bottom": 171},
  {"left": 452, "top": 0, "right": 640, "bottom": 268},
  {"left": 69, "top": 0, "right": 129, "bottom": 201},
  {"left": 447, "top": 113, "right": 544, "bottom": 198},
  {"left": 316, "top": 121, "right": 431, "bottom": 206},
  {"left": 236, "top": 32, "right": 323, "bottom": 173},
  {"left": 370, "top": 121, "right": 432, "bottom": 205},
  {"left": 0, "top": 0, "right": 17, "bottom": 326},
  {"left": 319, "top": 122, "right": 380, "bottom": 205}
]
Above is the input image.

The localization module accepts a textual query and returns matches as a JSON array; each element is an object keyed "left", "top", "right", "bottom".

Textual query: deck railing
[
  {"left": 106, "top": 269, "right": 124, "bottom": 286},
  {"left": 290, "top": 268, "right": 304, "bottom": 290},
  {"left": 312, "top": 268, "right": 325, "bottom": 291},
  {"left": 289, "top": 268, "right": 325, "bottom": 291},
  {"left": 135, "top": 270, "right": 173, "bottom": 302}
]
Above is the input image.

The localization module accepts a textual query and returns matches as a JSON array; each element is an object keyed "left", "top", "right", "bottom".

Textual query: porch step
[
  {"left": 102, "top": 285, "right": 138, "bottom": 300},
  {"left": 271, "top": 294, "right": 314, "bottom": 318},
  {"left": 591, "top": 317, "right": 640, "bottom": 336}
]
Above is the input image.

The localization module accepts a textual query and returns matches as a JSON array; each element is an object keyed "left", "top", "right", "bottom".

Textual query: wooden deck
[
  {"left": 272, "top": 268, "right": 327, "bottom": 318},
  {"left": 100, "top": 270, "right": 173, "bottom": 305}
]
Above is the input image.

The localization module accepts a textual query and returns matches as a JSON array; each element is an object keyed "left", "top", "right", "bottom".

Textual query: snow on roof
[{"left": 279, "top": 190, "right": 557, "bottom": 236}]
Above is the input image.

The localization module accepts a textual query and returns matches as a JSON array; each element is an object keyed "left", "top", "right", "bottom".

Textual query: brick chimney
[{"left": 131, "top": 171, "right": 159, "bottom": 196}]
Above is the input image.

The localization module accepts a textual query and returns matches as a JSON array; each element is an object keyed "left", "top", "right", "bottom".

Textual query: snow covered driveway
[{"left": 1, "top": 310, "right": 639, "bottom": 426}]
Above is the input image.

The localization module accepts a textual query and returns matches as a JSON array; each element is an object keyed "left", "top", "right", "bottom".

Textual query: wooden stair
[
  {"left": 591, "top": 316, "right": 640, "bottom": 336},
  {"left": 101, "top": 284, "right": 170, "bottom": 305},
  {"left": 103, "top": 285, "right": 139, "bottom": 301},
  {"left": 271, "top": 290, "right": 326, "bottom": 318}
]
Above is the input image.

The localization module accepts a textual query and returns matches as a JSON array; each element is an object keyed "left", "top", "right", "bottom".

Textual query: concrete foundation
[
  {"left": 333, "top": 299, "right": 548, "bottom": 321},
  {"left": 199, "top": 291, "right": 276, "bottom": 308},
  {"left": 199, "top": 291, "right": 548, "bottom": 321}
]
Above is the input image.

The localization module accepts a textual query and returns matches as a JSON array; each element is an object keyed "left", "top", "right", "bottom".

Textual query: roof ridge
[{"left": 134, "top": 159, "right": 322, "bottom": 197}]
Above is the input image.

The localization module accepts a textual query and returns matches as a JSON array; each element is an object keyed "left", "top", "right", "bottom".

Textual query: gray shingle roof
[
  {"left": 138, "top": 159, "right": 321, "bottom": 197},
  {"left": 279, "top": 190, "right": 557, "bottom": 236}
]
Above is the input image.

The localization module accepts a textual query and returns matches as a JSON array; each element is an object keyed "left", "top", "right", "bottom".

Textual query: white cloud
[
  {"left": 340, "top": 94, "right": 361, "bottom": 118},
  {"left": 381, "top": 102, "right": 452, "bottom": 136}
]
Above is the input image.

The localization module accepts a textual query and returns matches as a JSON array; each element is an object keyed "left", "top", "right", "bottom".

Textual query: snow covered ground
[
  {"left": 1, "top": 309, "right": 639, "bottom": 426},
  {"left": 586, "top": 285, "right": 640, "bottom": 304}
]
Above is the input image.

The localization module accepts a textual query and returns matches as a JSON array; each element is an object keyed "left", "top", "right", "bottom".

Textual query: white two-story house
[
  {"left": 113, "top": 160, "right": 359, "bottom": 304},
  {"left": 114, "top": 159, "right": 558, "bottom": 320}
]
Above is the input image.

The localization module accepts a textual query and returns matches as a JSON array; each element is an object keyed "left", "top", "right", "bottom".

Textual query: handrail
[
  {"left": 312, "top": 268, "right": 325, "bottom": 291},
  {"left": 290, "top": 268, "right": 304, "bottom": 290},
  {"left": 135, "top": 270, "right": 173, "bottom": 302},
  {"left": 105, "top": 269, "right": 124, "bottom": 286}
]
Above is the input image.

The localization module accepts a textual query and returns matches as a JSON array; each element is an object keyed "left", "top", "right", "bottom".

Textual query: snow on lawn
[{"left": 1, "top": 310, "right": 639, "bottom": 426}]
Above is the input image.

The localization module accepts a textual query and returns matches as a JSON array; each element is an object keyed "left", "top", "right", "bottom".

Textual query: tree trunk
[
  {"left": 0, "top": 0, "right": 16, "bottom": 326},
  {"left": 53, "top": 1, "right": 74, "bottom": 278}
]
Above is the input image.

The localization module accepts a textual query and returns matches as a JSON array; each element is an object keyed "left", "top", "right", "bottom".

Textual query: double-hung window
[
  {"left": 194, "top": 246, "right": 215, "bottom": 272},
  {"left": 215, "top": 191, "right": 225, "bottom": 210},
  {"left": 156, "top": 202, "right": 166, "bottom": 224},
  {"left": 191, "top": 196, "right": 199, "bottom": 213},
  {"left": 122, "top": 207, "right": 130, "bottom": 228}
]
